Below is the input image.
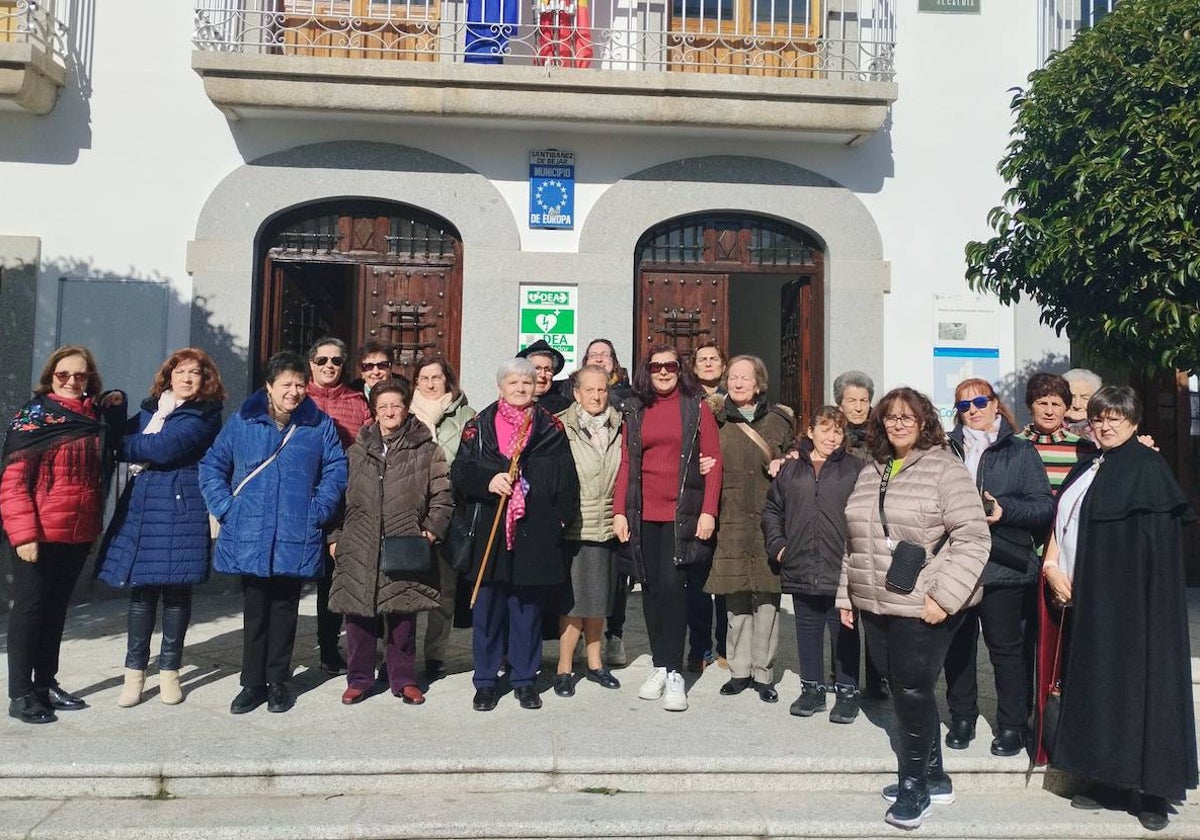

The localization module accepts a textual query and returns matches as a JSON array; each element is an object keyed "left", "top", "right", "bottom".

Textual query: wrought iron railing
[
  {"left": 194, "top": 0, "right": 895, "bottom": 81},
  {"left": 0, "top": 0, "right": 67, "bottom": 59},
  {"left": 1039, "top": 0, "right": 1118, "bottom": 65}
]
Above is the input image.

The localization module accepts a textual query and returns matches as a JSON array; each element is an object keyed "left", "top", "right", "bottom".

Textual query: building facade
[{"left": 2, "top": 0, "right": 1119, "bottom": 421}]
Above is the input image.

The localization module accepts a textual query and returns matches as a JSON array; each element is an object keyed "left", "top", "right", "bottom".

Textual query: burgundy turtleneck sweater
[{"left": 614, "top": 388, "right": 722, "bottom": 523}]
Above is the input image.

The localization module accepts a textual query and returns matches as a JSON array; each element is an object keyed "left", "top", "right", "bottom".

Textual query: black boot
[{"left": 945, "top": 717, "right": 975, "bottom": 750}]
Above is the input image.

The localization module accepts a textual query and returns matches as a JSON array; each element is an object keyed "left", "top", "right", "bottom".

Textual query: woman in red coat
[
  {"left": 305, "top": 336, "right": 372, "bottom": 675},
  {"left": 2, "top": 345, "right": 123, "bottom": 724}
]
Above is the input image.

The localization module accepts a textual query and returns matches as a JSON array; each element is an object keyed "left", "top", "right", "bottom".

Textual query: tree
[{"left": 965, "top": 0, "right": 1200, "bottom": 372}]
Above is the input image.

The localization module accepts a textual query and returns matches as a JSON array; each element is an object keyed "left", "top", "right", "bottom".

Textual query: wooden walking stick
[{"left": 470, "top": 410, "right": 534, "bottom": 608}]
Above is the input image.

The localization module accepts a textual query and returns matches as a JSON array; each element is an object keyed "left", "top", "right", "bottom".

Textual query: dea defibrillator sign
[{"left": 529, "top": 149, "right": 575, "bottom": 230}]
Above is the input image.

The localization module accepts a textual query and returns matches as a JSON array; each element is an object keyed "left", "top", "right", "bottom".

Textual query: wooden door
[
  {"left": 278, "top": 0, "right": 441, "bottom": 61},
  {"left": 360, "top": 263, "right": 461, "bottom": 371},
  {"left": 779, "top": 276, "right": 822, "bottom": 422},
  {"left": 258, "top": 260, "right": 356, "bottom": 366},
  {"left": 634, "top": 271, "right": 728, "bottom": 367},
  {"left": 668, "top": 0, "right": 819, "bottom": 77}
]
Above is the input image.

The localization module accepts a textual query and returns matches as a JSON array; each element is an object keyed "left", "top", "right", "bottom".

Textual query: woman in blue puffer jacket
[
  {"left": 99, "top": 348, "right": 225, "bottom": 709},
  {"left": 200, "top": 351, "right": 347, "bottom": 716}
]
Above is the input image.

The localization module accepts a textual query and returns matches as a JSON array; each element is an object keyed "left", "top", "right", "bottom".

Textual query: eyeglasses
[
  {"left": 417, "top": 373, "right": 446, "bottom": 384},
  {"left": 955, "top": 396, "right": 992, "bottom": 413},
  {"left": 53, "top": 371, "right": 91, "bottom": 384},
  {"left": 586, "top": 352, "right": 613, "bottom": 361},
  {"left": 313, "top": 356, "right": 344, "bottom": 367},
  {"left": 883, "top": 415, "right": 919, "bottom": 428},
  {"left": 532, "top": 364, "right": 554, "bottom": 375},
  {"left": 648, "top": 360, "right": 680, "bottom": 374},
  {"left": 1089, "top": 415, "right": 1128, "bottom": 429},
  {"left": 359, "top": 361, "right": 390, "bottom": 372}
]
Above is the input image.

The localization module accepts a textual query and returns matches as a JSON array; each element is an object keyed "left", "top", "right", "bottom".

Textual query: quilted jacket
[
  {"left": 97, "top": 398, "right": 223, "bottom": 588},
  {"left": 836, "top": 446, "right": 991, "bottom": 618},
  {"left": 328, "top": 416, "right": 453, "bottom": 617},
  {"left": 199, "top": 390, "right": 347, "bottom": 579}
]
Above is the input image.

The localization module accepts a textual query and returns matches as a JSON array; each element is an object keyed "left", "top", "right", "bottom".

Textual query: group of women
[{"left": 2, "top": 342, "right": 1195, "bottom": 832}]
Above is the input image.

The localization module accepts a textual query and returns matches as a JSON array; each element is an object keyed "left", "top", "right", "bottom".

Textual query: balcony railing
[
  {"left": 0, "top": 0, "right": 67, "bottom": 59},
  {"left": 1038, "top": 0, "right": 1118, "bottom": 65},
  {"left": 194, "top": 0, "right": 896, "bottom": 81}
]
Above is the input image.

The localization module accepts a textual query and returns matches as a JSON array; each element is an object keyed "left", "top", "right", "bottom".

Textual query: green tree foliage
[{"left": 965, "top": 0, "right": 1200, "bottom": 372}]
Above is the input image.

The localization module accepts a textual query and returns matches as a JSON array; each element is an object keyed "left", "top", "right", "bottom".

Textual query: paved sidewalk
[{"left": 0, "top": 579, "right": 1198, "bottom": 838}]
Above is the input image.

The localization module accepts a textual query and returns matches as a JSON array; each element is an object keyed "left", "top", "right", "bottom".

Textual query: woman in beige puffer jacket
[{"left": 835, "top": 387, "right": 990, "bottom": 831}]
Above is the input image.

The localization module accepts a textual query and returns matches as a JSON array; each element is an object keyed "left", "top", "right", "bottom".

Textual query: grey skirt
[{"left": 565, "top": 539, "right": 619, "bottom": 618}]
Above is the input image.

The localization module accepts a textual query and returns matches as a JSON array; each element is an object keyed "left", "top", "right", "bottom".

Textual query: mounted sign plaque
[
  {"left": 519, "top": 284, "right": 578, "bottom": 375},
  {"left": 918, "top": 0, "right": 980, "bottom": 12},
  {"left": 529, "top": 149, "right": 575, "bottom": 230}
]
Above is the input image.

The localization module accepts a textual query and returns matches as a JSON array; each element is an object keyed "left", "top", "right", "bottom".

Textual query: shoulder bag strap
[
  {"left": 232, "top": 424, "right": 296, "bottom": 497},
  {"left": 735, "top": 421, "right": 774, "bottom": 463},
  {"left": 879, "top": 459, "right": 950, "bottom": 554}
]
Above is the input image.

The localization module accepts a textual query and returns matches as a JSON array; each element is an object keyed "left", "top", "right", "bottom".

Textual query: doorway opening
[
  {"left": 634, "top": 213, "right": 824, "bottom": 419},
  {"left": 253, "top": 199, "right": 463, "bottom": 385}
]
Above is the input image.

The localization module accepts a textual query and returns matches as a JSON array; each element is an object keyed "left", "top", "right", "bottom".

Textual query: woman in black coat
[
  {"left": 451, "top": 357, "right": 579, "bottom": 713},
  {"left": 1039, "top": 386, "right": 1197, "bottom": 831},
  {"left": 762, "top": 406, "right": 863, "bottom": 723},
  {"left": 943, "top": 377, "right": 1053, "bottom": 757}
]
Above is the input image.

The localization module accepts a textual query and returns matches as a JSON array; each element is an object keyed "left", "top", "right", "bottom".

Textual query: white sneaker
[
  {"left": 605, "top": 636, "right": 627, "bottom": 667},
  {"left": 662, "top": 670, "right": 688, "bottom": 711},
  {"left": 638, "top": 667, "right": 667, "bottom": 700}
]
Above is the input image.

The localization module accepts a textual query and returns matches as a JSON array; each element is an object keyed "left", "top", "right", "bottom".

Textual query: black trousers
[
  {"left": 125, "top": 585, "right": 193, "bottom": 671},
  {"left": 792, "top": 593, "right": 859, "bottom": 686},
  {"left": 943, "top": 584, "right": 1032, "bottom": 730},
  {"left": 606, "top": 574, "right": 629, "bottom": 639},
  {"left": 240, "top": 575, "right": 304, "bottom": 687},
  {"left": 640, "top": 522, "right": 707, "bottom": 671},
  {"left": 6, "top": 541, "right": 89, "bottom": 699},
  {"left": 862, "top": 610, "right": 964, "bottom": 783},
  {"left": 315, "top": 548, "right": 342, "bottom": 659}
]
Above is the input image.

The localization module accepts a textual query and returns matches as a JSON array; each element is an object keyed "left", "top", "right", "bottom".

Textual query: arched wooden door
[
  {"left": 255, "top": 200, "right": 462, "bottom": 381},
  {"left": 635, "top": 214, "right": 823, "bottom": 420}
]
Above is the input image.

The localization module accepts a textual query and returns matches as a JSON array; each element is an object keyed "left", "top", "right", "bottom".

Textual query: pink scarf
[{"left": 494, "top": 400, "right": 533, "bottom": 549}]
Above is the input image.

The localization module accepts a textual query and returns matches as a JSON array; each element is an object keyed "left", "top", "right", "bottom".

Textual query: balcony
[
  {"left": 1038, "top": 0, "right": 1118, "bottom": 65},
  {"left": 0, "top": 0, "right": 67, "bottom": 114},
  {"left": 193, "top": 0, "right": 897, "bottom": 142}
]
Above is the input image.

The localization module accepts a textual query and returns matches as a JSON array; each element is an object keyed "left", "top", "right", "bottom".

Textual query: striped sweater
[{"left": 1016, "top": 425, "right": 1096, "bottom": 492}]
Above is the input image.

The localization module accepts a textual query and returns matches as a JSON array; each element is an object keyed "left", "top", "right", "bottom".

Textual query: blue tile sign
[{"left": 529, "top": 149, "right": 575, "bottom": 230}]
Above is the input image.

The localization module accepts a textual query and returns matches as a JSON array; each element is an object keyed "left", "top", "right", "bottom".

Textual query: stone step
[{"left": 2, "top": 789, "right": 1197, "bottom": 840}]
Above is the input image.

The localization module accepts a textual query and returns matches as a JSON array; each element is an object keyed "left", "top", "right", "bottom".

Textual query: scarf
[
  {"left": 961, "top": 421, "right": 998, "bottom": 480},
  {"left": 576, "top": 404, "right": 610, "bottom": 451},
  {"left": 495, "top": 399, "right": 533, "bottom": 550},
  {"left": 129, "top": 390, "right": 182, "bottom": 476},
  {"left": 2, "top": 393, "right": 107, "bottom": 495},
  {"left": 411, "top": 390, "right": 453, "bottom": 437}
]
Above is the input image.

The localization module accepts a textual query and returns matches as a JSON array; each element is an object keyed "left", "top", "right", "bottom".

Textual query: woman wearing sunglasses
[
  {"left": 2, "top": 345, "right": 125, "bottom": 724},
  {"left": 942, "top": 378, "right": 1053, "bottom": 757},
  {"left": 305, "top": 336, "right": 372, "bottom": 676},
  {"left": 348, "top": 340, "right": 396, "bottom": 403},
  {"left": 836, "top": 387, "right": 990, "bottom": 829},
  {"left": 613, "top": 345, "right": 723, "bottom": 712}
]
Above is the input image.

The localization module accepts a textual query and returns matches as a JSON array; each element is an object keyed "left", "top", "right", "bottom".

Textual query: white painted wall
[{"left": 0, "top": 0, "right": 1067, "bottom": 402}]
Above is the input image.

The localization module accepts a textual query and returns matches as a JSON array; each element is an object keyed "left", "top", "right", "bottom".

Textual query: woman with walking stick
[{"left": 451, "top": 358, "right": 579, "bottom": 712}]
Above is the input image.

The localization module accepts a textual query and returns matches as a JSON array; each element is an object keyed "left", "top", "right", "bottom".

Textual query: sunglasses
[
  {"left": 360, "top": 361, "right": 390, "bottom": 372},
  {"left": 648, "top": 360, "right": 681, "bottom": 374},
  {"left": 313, "top": 356, "right": 344, "bottom": 367},
  {"left": 955, "top": 396, "right": 992, "bottom": 413},
  {"left": 53, "top": 371, "right": 91, "bottom": 384}
]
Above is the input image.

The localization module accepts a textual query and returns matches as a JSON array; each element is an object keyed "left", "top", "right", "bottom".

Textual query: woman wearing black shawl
[
  {"left": 2, "top": 345, "right": 123, "bottom": 724},
  {"left": 1037, "top": 385, "right": 1197, "bottom": 831}
]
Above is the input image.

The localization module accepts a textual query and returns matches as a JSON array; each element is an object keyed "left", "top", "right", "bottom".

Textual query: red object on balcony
[{"left": 536, "top": 0, "right": 593, "bottom": 68}]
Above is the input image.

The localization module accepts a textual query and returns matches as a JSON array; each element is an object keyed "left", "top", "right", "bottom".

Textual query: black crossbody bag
[{"left": 880, "top": 461, "right": 948, "bottom": 593}]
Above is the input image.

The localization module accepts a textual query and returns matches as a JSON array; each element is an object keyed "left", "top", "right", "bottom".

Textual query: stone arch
[
  {"left": 579, "top": 155, "right": 889, "bottom": 399},
  {"left": 188, "top": 141, "right": 519, "bottom": 398}
]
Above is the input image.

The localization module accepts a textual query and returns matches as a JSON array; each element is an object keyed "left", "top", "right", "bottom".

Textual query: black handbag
[
  {"left": 878, "top": 461, "right": 948, "bottom": 594},
  {"left": 380, "top": 535, "right": 433, "bottom": 576},
  {"left": 989, "top": 524, "right": 1036, "bottom": 573},
  {"left": 443, "top": 502, "right": 481, "bottom": 575}
]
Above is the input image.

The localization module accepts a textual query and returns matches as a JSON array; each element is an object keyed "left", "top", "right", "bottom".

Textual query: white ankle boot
[
  {"left": 159, "top": 670, "right": 182, "bottom": 705},
  {"left": 117, "top": 669, "right": 145, "bottom": 707}
]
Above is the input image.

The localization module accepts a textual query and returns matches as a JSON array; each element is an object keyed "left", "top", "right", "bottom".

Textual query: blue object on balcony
[{"left": 465, "top": 0, "right": 519, "bottom": 63}]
